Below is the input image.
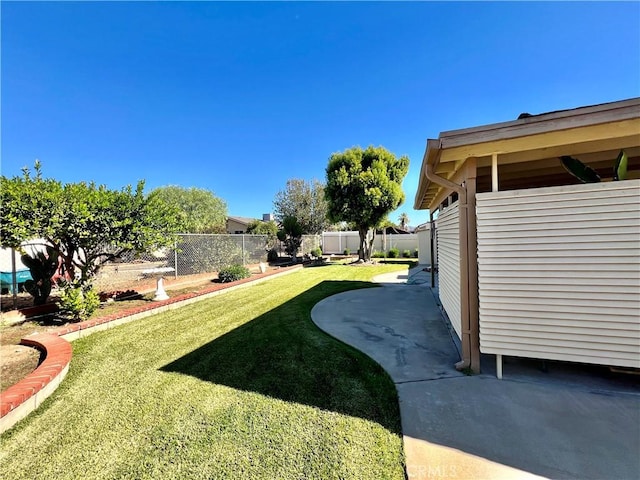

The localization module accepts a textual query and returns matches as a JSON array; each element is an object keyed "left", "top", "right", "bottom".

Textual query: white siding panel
[
  {"left": 436, "top": 201, "right": 461, "bottom": 339},
  {"left": 477, "top": 180, "right": 640, "bottom": 368}
]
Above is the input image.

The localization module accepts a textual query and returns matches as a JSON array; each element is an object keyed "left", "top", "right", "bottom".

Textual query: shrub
[
  {"left": 372, "top": 250, "right": 385, "bottom": 258},
  {"left": 387, "top": 248, "right": 399, "bottom": 258},
  {"left": 218, "top": 264, "right": 251, "bottom": 283},
  {"left": 402, "top": 249, "right": 412, "bottom": 258},
  {"left": 311, "top": 247, "right": 322, "bottom": 258},
  {"left": 343, "top": 248, "right": 351, "bottom": 256},
  {"left": 413, "top": 249, "right": 419, "bottom": 258},
  {"left": 58, "top": 284, "right": 100, "bottom": 321},
  {"left": 267, "top": 248, "right": 279, "bottom": 262}
]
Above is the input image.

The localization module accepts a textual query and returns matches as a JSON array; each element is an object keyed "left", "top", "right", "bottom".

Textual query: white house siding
[
  {"left": 436, "top": 201, "right": 462, "bottom": 339},
  {"left": 476, "top": 180, "right": 640, "bottom": 368}
]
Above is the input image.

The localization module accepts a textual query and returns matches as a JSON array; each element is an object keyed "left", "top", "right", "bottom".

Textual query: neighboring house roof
[
  {"left": 226, "top": 216, "right": 257, "bottom": 226},
  {"left": 414, "top": 97, "right": 640, "bottom": 211},
  {"left": 378, "top": 226, "right": 411, "bottom": 235}
]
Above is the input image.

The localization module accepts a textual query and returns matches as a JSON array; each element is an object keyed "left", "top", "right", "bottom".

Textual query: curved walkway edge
[
  {"left": 0, "top": 265, "right": 302, "bottom": 434},
  {"left": 311, "top": 283, "right": 546, "bottom": 480},
  {"left": 311, "top": 273, "right": 640, "bottom": 480}
]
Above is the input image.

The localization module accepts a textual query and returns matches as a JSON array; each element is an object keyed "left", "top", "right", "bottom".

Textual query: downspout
[{"left": 424, "top": 142, "right": 477, "bottom": 373}]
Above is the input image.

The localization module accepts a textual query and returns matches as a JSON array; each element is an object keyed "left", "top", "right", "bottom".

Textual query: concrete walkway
[{"left": 311, "top": 265, "right": 640, "bottom": 480}]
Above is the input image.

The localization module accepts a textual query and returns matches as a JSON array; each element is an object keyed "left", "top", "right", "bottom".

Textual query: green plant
[
  {"left": 413, "top": 248, "right": 419, "bottom": 258},
  {"left": 402, "top": 249, "right": 411, "bottom": 258},
  {"left": 267, "top": 248, "right": 279, "bottom": 262},
  {"left": 372, "top": 250, "right": 385, "bottom": 258},
  {"left": 560, "top": 149, "right": 628, "bottom": 183},
  {"left": 310, "top": 247, "right": 322, "bottom": 258},
  {"left": 20, "top": 245, "right": 59, "bottom": 305},
  {"left": 278, "top": 216, "right": 303, "bottom": 258},
  {"left": 58, "top": 284, "right": 100, "bottom": 321},
  {"left": 218, "top": 264, "right": 251, "bottom": 283},
  {"left": 388, "top": 248, "right": 399, "bottom": 258},
  {"left": 325, "top": 145, "right": 409, "bottom": 261},
  {"left": 343, "top": 248, "right": 351, "bottom": 256}
]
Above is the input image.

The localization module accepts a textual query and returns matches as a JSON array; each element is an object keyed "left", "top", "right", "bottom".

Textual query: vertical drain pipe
[
  {"left": 429, "top": 210, "right": 436, "bottom": 288},
  {"left": 423, "top": 144, "right": 475, "bottom": 372},
  {"left": 491, "top": 152, "right": 503, "bottom": 379}
]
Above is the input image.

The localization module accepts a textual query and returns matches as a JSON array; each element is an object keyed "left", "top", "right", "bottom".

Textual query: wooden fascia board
[
  {"left": 438, "top": 98, "right": 640, "bottom": 148},
  {"left": 413, "top": 98, "right": 640, "bottom": 211},
  {"left": 476, "top": 134, "right": 640, "bottom": 168},
  {"left": 413, "top": 139, "right": 441, "bottom": 210},
  {"left": 439, "top": 118, "right": 640, "bottom": 164}
]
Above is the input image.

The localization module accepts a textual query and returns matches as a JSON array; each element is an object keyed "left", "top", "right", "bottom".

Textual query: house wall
[
  {"left": 476, "top": 180, "right": 640, "bottom": 368},
  {"left": 436, "top": 201, "right": 462, "bottom": 339},
  {"left": 226, "top": 219, "right": 249, "bottom": 234}
]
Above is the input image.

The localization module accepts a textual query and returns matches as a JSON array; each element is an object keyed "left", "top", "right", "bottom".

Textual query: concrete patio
[{"left": 311, "top": 265, "right": 640, "bottom": 480}]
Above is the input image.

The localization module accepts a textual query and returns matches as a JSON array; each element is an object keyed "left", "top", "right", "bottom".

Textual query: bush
[
  {"left": 311, "top": 247, "right": 322, "bottom": 258},
  {"left": 218, "top": 264, "right": 251, "bottom": 283},
  {"left": 267, "top": 248, "right": 279, "bottom": 262},
  {"left": 402, "top": 249, "right": 412, "bottom": 258},
  {"left": 343, "top": 248, "right": 351, "bottom": 256},
  {"left": 413, "top": 249, "right": 419, "bottom": 258},
  {"left": 58, "top": 284, "right": 100, "bottom": 321},
  {"left": 372, "top": 250, "right": 385, "bottom": 258},
  {"left": 387, "top": 248, "right": 399, "bottom": 258}
]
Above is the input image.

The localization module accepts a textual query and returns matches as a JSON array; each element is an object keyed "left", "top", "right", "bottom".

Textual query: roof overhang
[{"left": 414, "top": 97, "right": 640, "bottom": 211}]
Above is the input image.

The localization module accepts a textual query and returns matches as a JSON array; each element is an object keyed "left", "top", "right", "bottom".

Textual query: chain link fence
[
  {"left": 93, "top": 234, "right": 272, "bottom": 291},
  {"left": 300, "top": 235, "right": 322, "bottom": 256}
]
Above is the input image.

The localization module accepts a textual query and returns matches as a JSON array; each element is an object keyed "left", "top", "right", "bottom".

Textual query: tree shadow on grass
[{"left": 160, "top": 280, "right": 401, "bottom": 434}]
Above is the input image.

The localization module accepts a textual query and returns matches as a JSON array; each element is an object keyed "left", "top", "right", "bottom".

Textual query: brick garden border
[{"left": 0, "top": 265, "right": 302, "bottom": 433}]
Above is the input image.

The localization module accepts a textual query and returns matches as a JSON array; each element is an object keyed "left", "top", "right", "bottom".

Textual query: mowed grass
[{"left": 1, "top": 264, "right": 408, "bottom": 480}]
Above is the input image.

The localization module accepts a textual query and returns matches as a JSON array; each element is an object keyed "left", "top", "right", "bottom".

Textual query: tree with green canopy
[
  {"left": 246, "top": 219, "right": 279, "bottom": 250},
  {"left": 277, "top": 216, "right": 303, "bottom": 260},
  {"left": 273, "top": 178, "right": 330, "bottom": 234},
  {"left": 148, "top": 185, "right": 227, "bottom": 233},
  {"left": 246, "top": 219, "right": 278, "bottom": 237},
  {"left": 325, "top": 146, "right": 409, "bottom": 261},
  {"left": 1, "top": 161, "right": 184, "bottom": 288}
]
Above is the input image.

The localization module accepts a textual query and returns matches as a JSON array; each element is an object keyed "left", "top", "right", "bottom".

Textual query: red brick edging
[{"left": 0, "top": 265, "right": 302, "bottom": 433}]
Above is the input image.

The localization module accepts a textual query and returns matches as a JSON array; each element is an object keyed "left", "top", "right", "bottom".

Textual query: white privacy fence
[{"left": 320, "top": 231, "right": 420, "bottom": 255}]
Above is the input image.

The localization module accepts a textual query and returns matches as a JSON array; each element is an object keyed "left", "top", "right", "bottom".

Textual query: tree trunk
[{"left": 358, "top": 228, "right": 375, "bottom": 262}]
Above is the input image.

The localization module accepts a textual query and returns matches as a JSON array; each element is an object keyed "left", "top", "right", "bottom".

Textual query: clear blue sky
[{"left": 2, "top": 1, "right": 639, "bottom": 228}]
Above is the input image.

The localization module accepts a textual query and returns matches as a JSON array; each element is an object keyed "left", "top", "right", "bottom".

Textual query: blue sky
[{"left": 2, "top": 1, "right": 639, "bottom": 228}]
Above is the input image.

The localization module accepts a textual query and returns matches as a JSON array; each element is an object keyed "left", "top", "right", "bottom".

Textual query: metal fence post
[{"left": 174, "top": 239, "right": 178, "bottom": 279}]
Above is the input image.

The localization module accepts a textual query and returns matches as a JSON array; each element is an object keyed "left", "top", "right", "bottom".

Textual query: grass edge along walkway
[{"left": 0, "top": 264, "right": 408, "bottom": 480}]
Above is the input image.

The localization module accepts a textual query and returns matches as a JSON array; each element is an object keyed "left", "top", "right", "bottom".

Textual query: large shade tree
[
  {"left": 148, "top": 185, "right": 227, "bottom": 233},
  {"left": 1, "top": 162, "right": 183, "bottom": 287},
  {"left": 325, "top": 146, "right": 409, "bottom": 261},
  {"left": 273, "top": 179, "right": 329, "bottom": 234}
]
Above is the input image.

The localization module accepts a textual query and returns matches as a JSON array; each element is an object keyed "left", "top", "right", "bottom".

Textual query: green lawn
[{"left": 1, "top": 264, "right": 407, "bottom": 479}]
